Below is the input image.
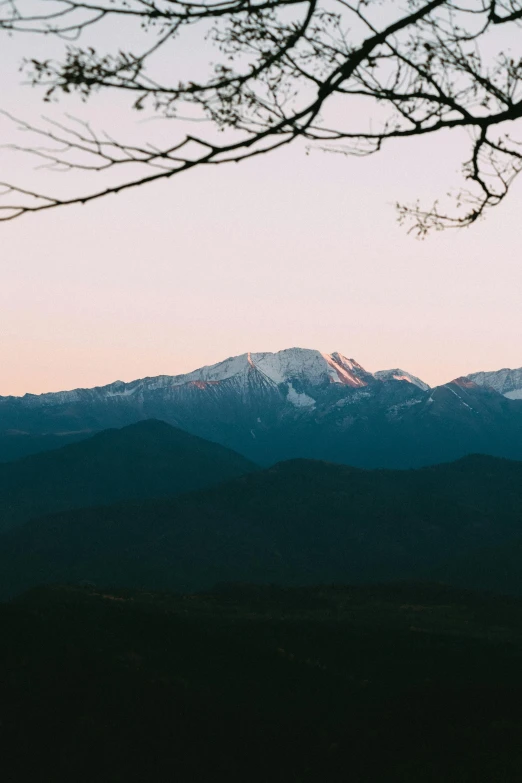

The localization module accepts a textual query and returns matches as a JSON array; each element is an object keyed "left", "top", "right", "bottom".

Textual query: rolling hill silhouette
[
  {"left": 0, "top": 419, "right": 257, "bottom": 533},
  {"left": 2, "top": 453, "right": 522, "bottom": 597}
]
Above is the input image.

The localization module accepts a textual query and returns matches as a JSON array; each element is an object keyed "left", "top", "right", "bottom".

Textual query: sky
[{"left": 1, "top": 9, "right": 522, "bottom": 397}]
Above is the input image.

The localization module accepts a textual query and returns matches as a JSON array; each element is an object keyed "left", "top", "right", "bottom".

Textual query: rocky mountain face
[
  {"left": 465, "top": 367, "right": 522, "bottom": 399},
  {"left": 1, "top": 347, "right": 522, "bottom": 467}
]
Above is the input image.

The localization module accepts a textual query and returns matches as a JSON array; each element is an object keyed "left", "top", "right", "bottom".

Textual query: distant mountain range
[{"left": 1, "top": 347, "right": 522, "bottom": 467}]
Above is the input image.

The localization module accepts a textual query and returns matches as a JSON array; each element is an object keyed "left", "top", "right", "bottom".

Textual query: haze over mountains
[{"left": 1, "top": 347, "right": 522, "bottom": 467}]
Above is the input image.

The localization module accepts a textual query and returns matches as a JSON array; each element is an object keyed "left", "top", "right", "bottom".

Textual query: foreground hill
[
  {"left": 0, "top": 419, "right": 257, "bottom": 533},
  {"left": 3, "top": 582, "right": 522, "bottom": 782},
  {"left": 2, "top": 454, "right": 522, "bottom": 597},
  {"left": 2, "top": 347, "right": 522, "bottom": 468}
]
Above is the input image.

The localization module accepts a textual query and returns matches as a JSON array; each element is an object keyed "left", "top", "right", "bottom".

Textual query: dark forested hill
[
  {"left": 2, "top": 454, "right": 522, "bottom": 598},
  {"left": 0, "top": 419, "right": 257, "bottom": 533},
  {"left": 430, "top": 537, "right": 522, "bottom": 596}
]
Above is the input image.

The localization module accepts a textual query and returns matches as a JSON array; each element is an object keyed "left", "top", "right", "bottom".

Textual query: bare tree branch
[{"left": 1, "top": 0, "right": 522, "bottom": 232}]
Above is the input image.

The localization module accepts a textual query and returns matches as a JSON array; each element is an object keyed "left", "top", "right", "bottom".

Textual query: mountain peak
[
  {"left": 465, "top": 366, "right": 522, "bottom": 399},
  {"left": 374, "top": 369, "right": 429, "bottom": 391},
  {"left": 176, "top": 347, "right": 372, "bottom": 390},
  {"left": 451, "top": 377, "right": 480, "bottom": 390}
]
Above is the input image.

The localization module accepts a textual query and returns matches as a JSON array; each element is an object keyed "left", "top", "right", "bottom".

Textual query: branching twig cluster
[{"left": 1, "top": 0, "right": 522, "bottom": 231}]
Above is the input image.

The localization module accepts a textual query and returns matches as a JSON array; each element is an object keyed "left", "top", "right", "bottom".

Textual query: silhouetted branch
[{"left": 1, "top": 0, "right": 522, "bottom": 231}]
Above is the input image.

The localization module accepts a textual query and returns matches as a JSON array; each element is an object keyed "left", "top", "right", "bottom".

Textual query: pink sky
[{"left": 1, "top": 29, "right": 522, "bottom": 397}]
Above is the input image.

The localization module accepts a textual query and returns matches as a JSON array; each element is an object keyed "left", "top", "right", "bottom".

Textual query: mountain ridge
[
  {"left": 1, "top": 346, "right": 522, "bottom": 467},
  {"left": 2, "top": 451, "right": 522, "bottom": 598},
  {"left": 5, "top": 348, "right": 522, "bottom": 404}
]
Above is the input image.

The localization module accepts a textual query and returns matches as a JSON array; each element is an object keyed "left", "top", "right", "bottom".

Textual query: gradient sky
[{"left": 1, "top": 19, "right": 522, "bottom": 397}]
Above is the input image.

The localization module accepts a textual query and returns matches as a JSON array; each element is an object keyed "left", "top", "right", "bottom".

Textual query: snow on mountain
[
  {"left": 374, "top": 369, "right": 430, "bottom": 391},
  {"left": 286, "top": 383, "right": 316, "bottom": 408},
  {"left": 465, "top": 367, "right": 522, "bottom": 400},
  {"left": 170, "top": 348, "right": 372, "bottom": 391},
  {"left": 4, "top": 347, "right": 522, "bottom": 469},
  {"left": 0, "top": 346, "right": 437, "bottom": 425},
  {"left": 0, "top": 349, "right": 433, "bottom": 419},
  {"left": 0, "top": 348, "right": 430, "bottom": 417},
  {"left": 17, "top": 380, "right": 143, "bottom": 408}
]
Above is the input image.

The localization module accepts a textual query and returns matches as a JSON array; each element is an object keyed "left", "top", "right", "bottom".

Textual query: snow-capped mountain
[
  {"left": 465, "top": 367, "right": 522, "bottom": 400},
  {"left": 16, "top": 348, "right": 376, "bottom": 411},
  {"left": 374, "top": 369, "right": 429, "bottom": 391},
  {"left": 178, "top": 348, "right": 373, "bottom": 389},
  {"left": 1, "top": 347, "right": 522, "bottom": 468}
]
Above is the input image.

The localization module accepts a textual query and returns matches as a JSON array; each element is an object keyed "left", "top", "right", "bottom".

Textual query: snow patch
[
  {"left": 505, "top": 389, "right": 522, "bottom": 400},
  {"left": 375, "top": 369, "right": 429, "bottom": 391},
  {"left": 334, "top": 391, "right": 372, "bottom": 406},
  {"left": 286, "top": 382, "right": 316, "bottom": 408},
  {"left": 105, "top": 387, "right": 137, "bottom": 397},
  {"left": 387, "top": 399, "right": 423, "bottom": 417}
]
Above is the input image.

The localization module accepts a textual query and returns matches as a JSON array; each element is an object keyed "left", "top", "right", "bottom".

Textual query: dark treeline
[{"left": 2, "top": 583, "right": 522, "bottom": 783}]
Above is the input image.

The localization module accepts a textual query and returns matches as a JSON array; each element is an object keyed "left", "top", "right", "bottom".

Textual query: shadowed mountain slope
[
  {"left": 2, "top": 454, "right": 522, "bottom": 598},
  {"left": 0, "top": 419, "right": 258, "bottom": 534}
]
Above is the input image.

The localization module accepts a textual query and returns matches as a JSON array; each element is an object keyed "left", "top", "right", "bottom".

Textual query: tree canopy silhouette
[{"left": 1, "top": 0, "right": 522, "bottom": 232}]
